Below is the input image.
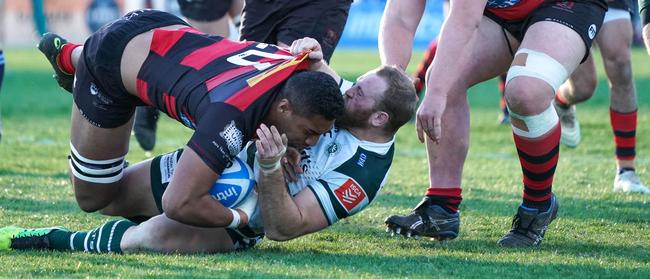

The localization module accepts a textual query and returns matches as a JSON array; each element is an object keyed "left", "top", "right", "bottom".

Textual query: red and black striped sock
[
  {"left": 513, "top": 124, "right": 561, "bottom": 211},
  {"left": 413, "top": 40, "right": 438, "bottom": 93},
  {"left": 610, "top": 109, "right": 637, "bottom": 162},
  {"left": 425, "top": 187, "right": 462, "bottom": 213},
  {"left": 58, "top": 43, "right": 81, "bottom": 75}
]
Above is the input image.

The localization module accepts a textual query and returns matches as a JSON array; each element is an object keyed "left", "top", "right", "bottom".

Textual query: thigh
[
  {"left": 596, "top": 19, "right": 633, "bottom": 61},
  {"left": 457, "top": 16, "right": 516, "bottom": 89}
]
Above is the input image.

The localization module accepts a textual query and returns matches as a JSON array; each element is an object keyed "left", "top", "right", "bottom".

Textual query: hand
[
  {"left": 415, "top": 91, "right": 447, "bottom": 144},
  {"left": 282, "top": 147, "right": 303, "bottom": 182},
  {"left": 255, "top": 124, "right": 288, "bottom": 172},
  {"left": 289, "top": 37, "right": 324, "bottom": 61}
]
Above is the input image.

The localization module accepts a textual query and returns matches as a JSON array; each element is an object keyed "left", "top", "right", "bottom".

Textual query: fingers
[
  {"left": 282, "top": 157, "right": 298, "bottom": 182},
  {"left": 415, "top": 116, "right": 425, "bottom": 143},
  {"left": 432, "top": 118, "right": 442, "bottom": 144}
]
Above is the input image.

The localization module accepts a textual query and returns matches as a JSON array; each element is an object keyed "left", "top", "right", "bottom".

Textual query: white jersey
[{"left": 241, "top": 127, "right": 395, "bottom": 233}]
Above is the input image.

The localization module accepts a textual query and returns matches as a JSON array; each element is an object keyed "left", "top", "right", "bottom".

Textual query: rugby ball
[{"left": 209, "top": 157, "right": 256, "bottom": 208}]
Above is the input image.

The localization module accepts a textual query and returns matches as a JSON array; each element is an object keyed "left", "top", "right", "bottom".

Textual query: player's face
[
  {"left": 279, "top": 114, "right": 333, "bottom": 150},
  {"left": 337, "top": 73, "right": 387, "bottom": 129}
]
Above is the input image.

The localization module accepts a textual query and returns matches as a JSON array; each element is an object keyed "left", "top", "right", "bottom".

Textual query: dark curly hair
[{"left": 278, "top": 71, "right": 344, "bottom": 121}]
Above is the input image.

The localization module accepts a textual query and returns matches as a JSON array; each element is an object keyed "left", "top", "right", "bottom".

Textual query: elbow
[{"left": 162, "top": 195, "right": 189, "bottom": 222}]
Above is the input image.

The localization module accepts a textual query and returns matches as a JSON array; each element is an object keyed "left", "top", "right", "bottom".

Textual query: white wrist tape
[
  {"left": 227, "top": 208, "right": 241, "bottom": 229},
  {"left": 257, "top": 160, "right": 282, "bottom": 173}
]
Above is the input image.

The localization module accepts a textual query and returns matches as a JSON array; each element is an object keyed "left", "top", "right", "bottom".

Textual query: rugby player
[
  {"left": 0, "top": 62, "right": 418, "bottom": 254},
  {"left": 133, "top": 0, "right": 245, "bottom": 151},
  {"left": 379, "top": 0, "right": 606, "bottom": 247},
  {"left": 0, "top": 48, "right": 4, "bottom": 142},
  {"left": 552, "top": 0, "right": 648, "bottom": 194},
  {"left": 32, "top": 10, "right": 346, "bottom": 233},
  {"left": 643, "top": 0, "right": 650, "bottom": 55}
]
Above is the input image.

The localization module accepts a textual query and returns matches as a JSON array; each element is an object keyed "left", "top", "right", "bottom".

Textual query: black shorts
[
  {"left": 74, "top": 9, "right": 188, "bottom": 128},
  {"left": 641, "top": 0, "right": 650, "bottom": 25},
  {"left": 150, "top": 149, "right": 263, "bottom": 251},
  {"left": 608, "top": 0, "right": 632, "bottom": 12},
  {"left": 178, "top": 0, "right": 233, "bottom": 22},
  {"left": 239, "top": 0, "right": 352, "bottom": 62},
  {"left": 485, "top": 0, "right": 607, "bottom": 63}
]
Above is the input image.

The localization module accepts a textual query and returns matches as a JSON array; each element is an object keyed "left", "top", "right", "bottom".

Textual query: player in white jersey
[{"left": 0, "top": 39, "right": 418, "bottom": 253}]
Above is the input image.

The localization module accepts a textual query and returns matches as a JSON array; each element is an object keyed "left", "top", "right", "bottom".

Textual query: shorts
[
  {"left": 178, "top": 0, "right": 233, "bottom": 22},
  {"left": 485, "top": 0, "right": 607, "bottom": 62},
  {"left": 74, "top": 9, "right": 188, "bottom": 128},
  {"left": 239, "top": 0, "right": 352, "bottom": 62},
  {"left": 607, "top": 0, "right": 632, "bottom": 12},
  {"left": 641, "top": 0, "right": 650, "bottom": 25},
  {"left": 150, "top": 149, "right": 263, "bottom": 251},
  {"left": 603, "top": 7, "right": 631, "bottom": 24}
]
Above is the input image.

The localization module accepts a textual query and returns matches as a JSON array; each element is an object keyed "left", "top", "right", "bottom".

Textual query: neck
[{"left": 346, "top": 127, "right": 392, "bottom": 143}]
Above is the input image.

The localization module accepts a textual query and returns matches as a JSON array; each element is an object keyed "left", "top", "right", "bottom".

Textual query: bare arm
[
  {"left": 254, "top": 124, "right": 328, "bottom": 241},
  {"left": 161, "top": 147, "right": 248, "bottom": 228},
  {"left": 378, "top": 0, "right": 426, "bottom": 69}
]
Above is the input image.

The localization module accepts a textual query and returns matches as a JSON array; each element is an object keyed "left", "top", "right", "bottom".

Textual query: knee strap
[
  {"left": 68, "top": 143, "right": 126, "bottom": 184},
  {"left": 506, "top": 48, "right": 569, "bottom": 92},
  {"left": 508, "top": 104, "right": 558, "bottom": 138}
]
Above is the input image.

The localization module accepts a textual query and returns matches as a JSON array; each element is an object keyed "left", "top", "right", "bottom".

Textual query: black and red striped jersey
[{"left": 137, "top": 27, "right": 310, "bottom": 174}]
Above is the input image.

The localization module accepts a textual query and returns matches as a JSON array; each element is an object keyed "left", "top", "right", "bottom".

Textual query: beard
[{"left": 336, "top": 107, "right": 373, "bottom": 129}]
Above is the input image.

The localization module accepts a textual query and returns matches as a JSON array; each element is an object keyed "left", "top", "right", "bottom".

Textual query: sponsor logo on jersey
[
  {"left": 334, "top": 179, "right": 366, "bottom": 211},
  {"left": 326, "top": 142, "right": 340, "bottom": 156},
  {"left": 356, "top": 153, "right": 367, "bottom": 167},
  {"left": 219, "top": 120, "right": 244, "bottom": 156}
]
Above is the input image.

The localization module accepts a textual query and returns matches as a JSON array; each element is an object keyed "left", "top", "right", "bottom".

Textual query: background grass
[{"left": 0, "top": 47, "right": 649, "bottom": 278}]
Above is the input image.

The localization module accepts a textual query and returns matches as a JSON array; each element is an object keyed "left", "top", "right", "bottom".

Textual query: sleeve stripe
[{"left": 307, "top": 185, "right": 333, "bottom": 226}]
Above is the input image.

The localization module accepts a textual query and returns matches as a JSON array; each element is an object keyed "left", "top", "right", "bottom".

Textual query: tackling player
[
  {"left": 33, "top": 10, "right": 345, "bottom": 234},
  {"left": 379, "top": 0, "right": 606, "bottom": 247},
  {"left": 0, "top": 64, "right": 418, "bottom": 254},
  {"left": 552, "top": 0, "right": 648, "bottom": 194}
]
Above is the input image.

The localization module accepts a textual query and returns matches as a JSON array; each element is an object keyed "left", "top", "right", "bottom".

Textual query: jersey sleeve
[
  {"left": 187, "top": 103, "right": 249, "bottom": 174},
  {"left": 307, "top": 145, "right": 395, "bottom": 225}
]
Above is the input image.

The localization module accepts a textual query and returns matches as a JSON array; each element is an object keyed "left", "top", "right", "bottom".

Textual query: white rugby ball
[{"left": 209, "top": 157, "right": 256, "bottom": 208}]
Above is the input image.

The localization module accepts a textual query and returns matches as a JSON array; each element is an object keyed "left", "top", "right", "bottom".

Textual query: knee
[
  {"left": 570, "top": 76, "right": 597, "bottom": 103},
  {"left": 75, "top": 195, "right": 106, "bottom": 213},
  {"left": 603, "top": 54, "right": 633, "bottom": 85},
  {"left": 505, "top": 78, "right": 553, "bottom": 115}
]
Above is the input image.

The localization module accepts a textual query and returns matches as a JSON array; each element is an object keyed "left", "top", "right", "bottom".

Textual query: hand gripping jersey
[
  {"left": 137, "top": 28, "right": 310, "bottom": 174},
  {"left": 242, "top": 127, "right": 395, "bottom": 233}
]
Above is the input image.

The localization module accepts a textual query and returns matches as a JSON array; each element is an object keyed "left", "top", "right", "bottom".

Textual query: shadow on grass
[
  {"left": 375, "top": 190, "right": 650, "bottom": 223},
  {"left": 7, "top": 244, "right": 648, "bottom": 278},
  {"left": 0, "top": 169, "right": 69, "bottom": 180},
  {"left": 0, "top": 197, "right": 78, "bottom": 214}
]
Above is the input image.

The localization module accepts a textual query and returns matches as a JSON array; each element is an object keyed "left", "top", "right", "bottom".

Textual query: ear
[
  {"left": 370, "top": 111, "right": 389, "bottom": 128},
  {"left": 276, "top": 98, "right": 293, "bottom": 115}
]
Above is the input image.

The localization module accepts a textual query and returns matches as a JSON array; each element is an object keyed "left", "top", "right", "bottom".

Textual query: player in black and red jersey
[
  {"left": 35, "top": 10, "right": 345, "bottom": 233},
  {"left": 380, "top": 0, "right": 606, "bottom": 247}
]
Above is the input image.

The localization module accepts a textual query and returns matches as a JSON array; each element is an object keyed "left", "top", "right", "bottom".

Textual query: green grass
[{"left": 0, "top": 47, "right": 649, "bottom": 278}]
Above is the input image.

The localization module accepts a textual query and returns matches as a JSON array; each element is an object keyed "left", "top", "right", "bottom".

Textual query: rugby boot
[
  {"left": 553, "top": 101, "right": 581, "bottom": 148},
  {"left": 133, "top": 106, "right": 159, "bottom": 151},
  {"left": 614, "top": 170, "right": 650, "bottom": 194},
  {"left": 498, "top": 194, "right": 558, "bottom": 247},
  {"left": 385, "top": 197, "right": 460, "bottom": 240},
  {"left": 37, "top": 33, "right": 74, "bottom": 93},
  {"left": 0, "top": 226, "right": 60, "bottom": 251}
]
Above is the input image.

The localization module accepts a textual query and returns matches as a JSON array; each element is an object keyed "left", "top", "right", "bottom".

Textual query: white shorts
[{"left": 603, "top": 8, "right": 631, "bottom": 24}]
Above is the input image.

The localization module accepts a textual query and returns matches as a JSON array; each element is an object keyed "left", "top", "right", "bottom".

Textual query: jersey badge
[
  {"left": 219, "top": 120, "right": 244, "bottom": 156},
  {"left": 326, "top": 142, "right": 340, "bottom": 156},
  {"left": 335, "top": 179, "right": 367, "bottom": 211}
]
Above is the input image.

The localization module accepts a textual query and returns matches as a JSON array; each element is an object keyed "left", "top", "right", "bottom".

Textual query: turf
[{"left": 0, "top": 47, "right": 648, "bottom": 278}]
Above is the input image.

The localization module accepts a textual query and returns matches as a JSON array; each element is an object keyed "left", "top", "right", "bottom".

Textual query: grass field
[{"left": 0, "top": 47, "right": 649, "bottom": 278}]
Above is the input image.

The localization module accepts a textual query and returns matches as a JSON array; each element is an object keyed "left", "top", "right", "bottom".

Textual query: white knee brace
[
  {"left": 506, "top": 48, "right": 569, "bottom": 92},
  {"left": 508, "top": 104, "right": 559, "bottom": 138},
  {"left": 68, "top": 143, "right": 126, "bottom": 184}
]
